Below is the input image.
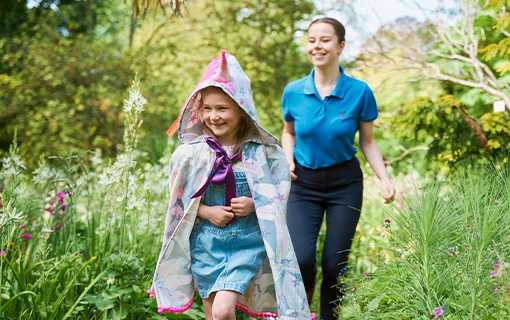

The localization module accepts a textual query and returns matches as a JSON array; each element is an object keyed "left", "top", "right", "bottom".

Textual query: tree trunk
[{"left": 454, "top": 105, "right": 489, "bottom": 151}]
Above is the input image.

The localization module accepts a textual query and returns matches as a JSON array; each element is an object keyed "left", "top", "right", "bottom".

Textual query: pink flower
[
  {"left": 20, "top": 233, "right": 31, "bottom": 240},
  {"left": 146, "top": 288, "right": 156, "bottom": 298},
  {"left": 1, "top": 249, "right": 6, "bottom": 256},
  {"left": 61, "top": 204, "right": 67, "bottom": 212},
  {"left": 364, "top": 271, "right": 370, "bottom": 277},
  {"left": 20, "top": 224, "right": 26, "bottom": 229}
]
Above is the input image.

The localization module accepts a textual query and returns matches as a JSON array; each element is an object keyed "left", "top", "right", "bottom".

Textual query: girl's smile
[{"left": 201, "top": 87, "right": 242, "bottom": 146}]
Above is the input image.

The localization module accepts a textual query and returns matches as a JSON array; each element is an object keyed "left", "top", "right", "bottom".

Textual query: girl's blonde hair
[{"left": 199, "top": 87, "right": 261, "bottom": 156}]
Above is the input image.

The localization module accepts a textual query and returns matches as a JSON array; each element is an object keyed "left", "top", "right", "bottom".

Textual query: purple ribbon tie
[{"left": 192, "top": 137, "right": 241, "bottom": 206}]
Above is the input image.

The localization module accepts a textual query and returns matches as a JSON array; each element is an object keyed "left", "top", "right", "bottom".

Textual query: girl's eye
[{"left": 203, "top": 107, "right": 211, "bottom": 111}]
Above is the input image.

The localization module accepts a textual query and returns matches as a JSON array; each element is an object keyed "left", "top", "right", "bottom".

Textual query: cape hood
[{"left": 174, "top": 50, "right": 276, "bottom": 145}]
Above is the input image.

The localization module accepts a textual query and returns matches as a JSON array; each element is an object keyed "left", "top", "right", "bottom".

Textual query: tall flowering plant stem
[{"left": 119, "top": 76, "right": 146, "bottom": 252}]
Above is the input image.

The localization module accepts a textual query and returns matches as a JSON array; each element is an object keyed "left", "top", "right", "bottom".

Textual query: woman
[{"left": 281, "top": 17, "right": 395, "bottom": 319}]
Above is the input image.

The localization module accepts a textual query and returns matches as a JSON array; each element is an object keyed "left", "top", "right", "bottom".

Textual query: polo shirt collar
[{"left": 303, "top": 66, "right": 347, "bottom": 99}]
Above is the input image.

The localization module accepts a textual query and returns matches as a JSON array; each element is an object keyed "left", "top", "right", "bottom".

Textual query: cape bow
[{"left": 192, "top": 137, "right": 241, "bottom": 206}]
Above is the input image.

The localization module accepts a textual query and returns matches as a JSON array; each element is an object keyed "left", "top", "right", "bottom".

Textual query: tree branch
[{"left": 384, "top": 146, "right": 430, "bottom": 165}]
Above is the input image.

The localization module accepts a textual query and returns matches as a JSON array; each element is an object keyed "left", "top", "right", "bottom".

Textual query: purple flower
[
  {"left": 494, "top": 260, "right": 502, "bottom": 269},
  {"left": 1, "top": 249, "right": 5, "bottom": 256},
  {"left": 61, "top": 204, "right": 67, "bottom": 212},
  {"left": 56, "top": 192, "right": 65, "bottom": 204},
  {"left": 384, "top": 219, "right": 391, "bottom": 224},
  {"left": 364, "top": 271, "right": 370, "bottom": 277},
  {"left": 0, "top": 187, "right": 3, "bottom": 192},
  {"left": 490, "top": 271, "right": 497, "bottom": 278},
  {"left": 433, "top": 306, "right": 445, "bottom": 318},
  {"left": 20, "top": 233, "right": 31, "bottom": 240},
  {"left": 20, "top": 224, "right": 26, "bottom": 229}
]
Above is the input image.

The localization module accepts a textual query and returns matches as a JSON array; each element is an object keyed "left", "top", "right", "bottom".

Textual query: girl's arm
[
  {"left": 197, "top": 203, "right": 235, "bottom": 228},
  {"left": 282, "top": 121, "right": 297, "bottom": 181},
  {"left": 231, "top": 196, "right": 255, "bottom": 217},
  {"left": 359, "top": 121, "right": 395, "bottom": 203}
]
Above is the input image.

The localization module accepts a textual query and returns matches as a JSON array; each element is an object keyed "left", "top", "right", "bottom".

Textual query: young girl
[{"left": 150, "top": 51, "right": 311, "bottom": 320}]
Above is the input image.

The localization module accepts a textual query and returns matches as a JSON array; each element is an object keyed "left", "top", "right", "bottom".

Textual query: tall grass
[
  {"left": 340, "top": 161, "right": 510, "bottom": 319},
  {"left": 0, "top": 79, "right": 202, "bottom": 319}
]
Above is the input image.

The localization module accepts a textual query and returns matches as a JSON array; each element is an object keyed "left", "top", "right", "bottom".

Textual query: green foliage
[
  {"left": 0, "top": 0, "right": 315, "bottom": 171},
  {"left": 479, "top": 0, "right": 510, "bottom": 75},
  {"left": 0, "top": 80, "right": 171, "bottom": 319},
  {"left": 390, "top": 95, "right": 510, "bottom": 170},
  {"left": 0, "top": 0, "right": 143, "bottom": 169},
  {"left": 340, "top": 160, "right": 510, "bottom": 319}
]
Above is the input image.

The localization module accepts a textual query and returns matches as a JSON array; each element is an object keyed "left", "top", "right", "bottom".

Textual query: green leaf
[{"left": 367, "top": 295, "right": 382, "bottom": 311}]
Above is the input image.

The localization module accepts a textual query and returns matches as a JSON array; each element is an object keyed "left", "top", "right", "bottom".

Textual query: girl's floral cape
[{"left": 151, "top": 51, "right": 311, "bottom": 319}]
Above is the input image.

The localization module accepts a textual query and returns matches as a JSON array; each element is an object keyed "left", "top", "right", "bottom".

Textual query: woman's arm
[
  {"left": 282, "top": 121, "right": 298, "bottom": 181},
  {"left": 359, "top": 121, "right": 395, "bottom": 203}
]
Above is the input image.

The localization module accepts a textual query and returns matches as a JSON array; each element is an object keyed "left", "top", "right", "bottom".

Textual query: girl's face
[
  {"left": 306, "top": 22, "right": 345, "bottom": 69},
  {"left": 201, "top": 87, "right": 243, "bottom": 146}
]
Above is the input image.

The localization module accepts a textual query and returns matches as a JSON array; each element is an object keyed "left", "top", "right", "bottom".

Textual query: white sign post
[{"left": 493, "top": 100, "right": 506, "bottom": 113}]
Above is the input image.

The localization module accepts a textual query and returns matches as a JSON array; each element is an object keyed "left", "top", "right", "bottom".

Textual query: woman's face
[
  {"left": 306, "top": 22, "right": 345, "bottom": 69},
  {"left": 201, "top": 87, "right": 242, "bottom": 146}
]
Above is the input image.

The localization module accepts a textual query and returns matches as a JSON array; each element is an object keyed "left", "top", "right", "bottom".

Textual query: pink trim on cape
[
  {"left": 157, "top": 299, "right": 194, "bottom": 314},
  {"left": 236, "top": 303, "right": 317, "bottom": 320},
  {"left": 155, "top": 299, "right": 316, "bottom": 320}
]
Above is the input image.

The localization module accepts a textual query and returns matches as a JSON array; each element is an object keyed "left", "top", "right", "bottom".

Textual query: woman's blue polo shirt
[{"left": 282, "top": 66, "right": 378, "bottom": 169}]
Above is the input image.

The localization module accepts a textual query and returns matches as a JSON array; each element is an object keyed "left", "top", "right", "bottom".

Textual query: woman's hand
[
  {"left": 198, "top": 204, "right": 234, "bottom": 227},
  {"left": 382, "top": 179, "right": 395, "bottom": 204},
  {"left": 231, "top": 196, "right": 255, "bottom": 217}
]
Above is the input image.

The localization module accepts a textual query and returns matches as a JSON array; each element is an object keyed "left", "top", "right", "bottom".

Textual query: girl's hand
[
  {"left": 382, "top": 179, "right": 395, "bottom": 204},
  {"left": 198, "top": 204, "right": 234, "bottom": 228},
  {"left": 289, "top": 161, "right": 298, "bottom": 181},
  {"left": 231, "top": 196, "right": 255, "bottom": 217}
]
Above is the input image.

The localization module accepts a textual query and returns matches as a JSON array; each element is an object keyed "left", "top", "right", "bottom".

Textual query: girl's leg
[
  {"left": 211, "top": 290, "right": 240, "bottom": 320},
  {"left": 203, "top": 292, "right": 216, "bottom": 320}
]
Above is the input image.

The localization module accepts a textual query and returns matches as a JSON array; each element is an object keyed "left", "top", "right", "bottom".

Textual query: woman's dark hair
[{"left": 309, "top": 17, "right": 346, "bottom": 43}]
